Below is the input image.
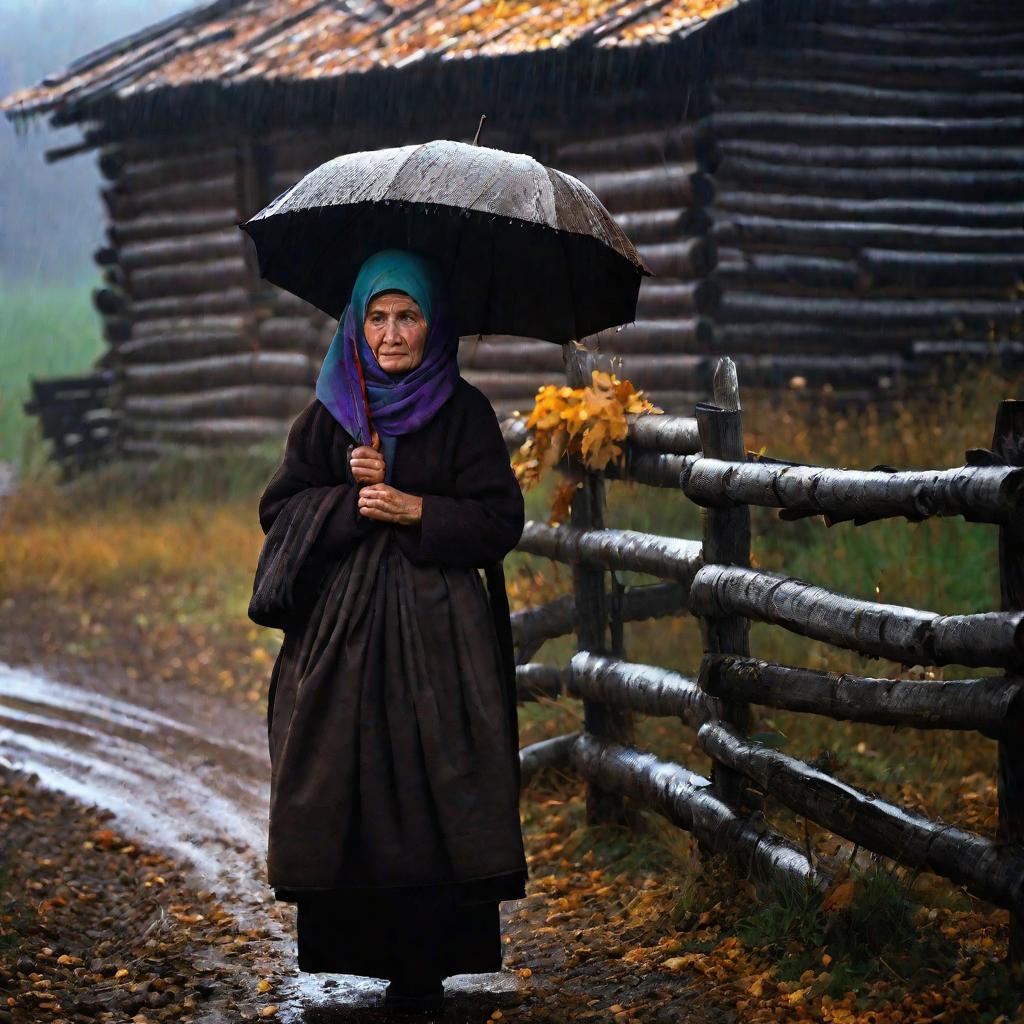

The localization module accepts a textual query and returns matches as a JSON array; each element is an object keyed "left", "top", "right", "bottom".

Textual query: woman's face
[{"left": 363, "top": 291, "right": 428, "bottom": 373}]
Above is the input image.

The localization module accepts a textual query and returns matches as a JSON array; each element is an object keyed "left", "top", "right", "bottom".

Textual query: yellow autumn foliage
[{"left": 511, "top": 370, "right": 662, "bottom": 514}]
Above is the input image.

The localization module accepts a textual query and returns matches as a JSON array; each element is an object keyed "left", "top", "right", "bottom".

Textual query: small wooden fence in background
[
  {"left": 22, "top": 370, "right": 120, "bottom": 479},
  {"left": 504, "top": 351, "right": 1024, "bottom": 967}
]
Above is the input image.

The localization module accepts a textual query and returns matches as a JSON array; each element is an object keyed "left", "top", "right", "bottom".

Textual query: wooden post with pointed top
[
  {"left": 695, "top": 357, "right": 753, "bottom": 811},
  {"left": 564, "top": 342, "right": 636, "bottom": 827},
  {"left": 991, "top": 399, "right": 1024, "bottom": 969}
]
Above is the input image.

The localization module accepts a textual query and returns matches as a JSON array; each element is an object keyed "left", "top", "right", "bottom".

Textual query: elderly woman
[{"left": 248, "top": 248, "right": 529, "bottom": 1011}]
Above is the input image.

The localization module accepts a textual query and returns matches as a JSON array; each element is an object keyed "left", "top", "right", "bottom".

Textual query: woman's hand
[
  {"left": 357, "top": 484, "right": 424, "bottom": 525},
  {"left": 349, "top": 443, "right": 385, "bottom": 485}
]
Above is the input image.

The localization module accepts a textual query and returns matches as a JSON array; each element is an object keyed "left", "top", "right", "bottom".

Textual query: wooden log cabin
[{"left": 3, "top": 0, "right": 1023, "bottom": 460}]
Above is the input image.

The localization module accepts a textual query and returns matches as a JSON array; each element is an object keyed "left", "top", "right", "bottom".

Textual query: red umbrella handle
[{"left": 350, "top": 323, "right": 377, "bottom": 448}]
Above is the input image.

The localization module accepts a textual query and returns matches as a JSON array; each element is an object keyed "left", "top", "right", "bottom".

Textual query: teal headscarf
[{"left": 315, "top": 249, "right": 460, "bottom": 484}]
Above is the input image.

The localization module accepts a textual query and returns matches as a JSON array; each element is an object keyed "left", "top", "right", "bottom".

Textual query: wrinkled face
[{"left": 363, "top": 291, "right": 428, "bottom": 373}]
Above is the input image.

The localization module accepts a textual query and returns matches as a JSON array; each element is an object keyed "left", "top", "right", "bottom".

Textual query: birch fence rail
[{"left": 504, "top": 352, "right": 1024, "bottom": 966}]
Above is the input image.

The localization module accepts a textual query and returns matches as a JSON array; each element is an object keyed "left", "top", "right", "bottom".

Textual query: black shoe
[{"left": 382, "top": 981, "right": 445, "bottom": 1013}]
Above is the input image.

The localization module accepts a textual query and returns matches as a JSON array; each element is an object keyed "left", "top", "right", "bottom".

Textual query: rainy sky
[{"left": 0, "top": 0, "right": 195, "bottom": 284}]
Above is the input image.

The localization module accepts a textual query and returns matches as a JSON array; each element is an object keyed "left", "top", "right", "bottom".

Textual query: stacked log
[
  {"left": 98, "top": 134, "right": 320, "bottom": 456},
  {"left": 709, "top": 5, "right": 1024, "bottom": 401},
  {"left": 462, "top": 115, "right": 717, "bottom": 416}
]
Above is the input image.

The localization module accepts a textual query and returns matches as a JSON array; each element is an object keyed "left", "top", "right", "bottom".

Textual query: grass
[
  {"left": 0, "top": 449, "right": 283, "bottom": 601},
  {"left": 0, "top": 277, "right": 106, "bottom": 467}
]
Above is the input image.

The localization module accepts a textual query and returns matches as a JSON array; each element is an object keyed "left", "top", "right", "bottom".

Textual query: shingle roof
[{"left": 1, "top": 0, "right": 749, "bottom": 122}]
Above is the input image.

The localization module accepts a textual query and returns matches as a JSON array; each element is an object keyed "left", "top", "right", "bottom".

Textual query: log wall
[
  {"left": 708, "top": 2, "right": 1024, "bottom": 402},
  {"left": 461, "top": 109, "right": 720, "bottom": 416},
  {"left": 96, "top": 134, "right": 321, "bottom": 457}
]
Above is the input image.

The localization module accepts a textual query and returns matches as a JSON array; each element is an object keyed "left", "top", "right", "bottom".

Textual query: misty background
[
  {"left": 1, "top": 0, "right": 197, "bottom": 467},
  {"left": 1, "top": 0, "right": 195, "bottom": 284}
]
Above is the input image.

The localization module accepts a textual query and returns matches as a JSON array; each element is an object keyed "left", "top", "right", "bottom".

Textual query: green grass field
[{"left": 0, "top": 277, "right": 105, "bottom": 466}]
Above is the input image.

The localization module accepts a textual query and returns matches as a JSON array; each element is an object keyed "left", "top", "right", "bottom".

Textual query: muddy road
[{"left": 0, "top": 658, "right": 524, "bottom": 1021}]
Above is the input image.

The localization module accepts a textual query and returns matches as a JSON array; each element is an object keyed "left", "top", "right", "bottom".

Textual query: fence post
[
  {"left": 991, "top": 399, "right": 1024, "bottom": 969},
  {"left": 695, "top": 357, "right": 753, "bottom": 810},
  {"left": 565, "top": 344, "right": 635, "bottom": 827}
]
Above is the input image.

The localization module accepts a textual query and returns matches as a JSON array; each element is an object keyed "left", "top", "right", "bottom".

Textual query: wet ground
[{"left": 0, "top": 657, "right": 527, "bottom": 1021}]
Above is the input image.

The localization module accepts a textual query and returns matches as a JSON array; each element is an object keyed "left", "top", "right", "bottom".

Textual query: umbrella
[{"left": 238, "top": 139, "right": 651, "bottom": 344}]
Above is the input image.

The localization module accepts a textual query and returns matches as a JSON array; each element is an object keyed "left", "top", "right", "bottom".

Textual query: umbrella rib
[{"left": 381, "top": 142, "right": 438, "bottom": 205}]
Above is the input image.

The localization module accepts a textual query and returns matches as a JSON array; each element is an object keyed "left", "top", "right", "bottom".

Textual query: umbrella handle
[{"left": 349, "top": 308, "right": 376, "bottom": 447}]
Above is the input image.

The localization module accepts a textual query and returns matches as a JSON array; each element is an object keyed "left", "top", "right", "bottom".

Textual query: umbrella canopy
[{"left": 238, "top": 140, "right": 651, "bottom": 344}]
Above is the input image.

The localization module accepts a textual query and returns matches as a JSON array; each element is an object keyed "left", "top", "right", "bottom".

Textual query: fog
[{"left": 0, "top": 0, "right": 196, "bottom": 283}]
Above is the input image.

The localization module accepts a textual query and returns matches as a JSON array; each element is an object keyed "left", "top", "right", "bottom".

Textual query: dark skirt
[
  {"left": 293, "top": 873, "right": 522, "bottom": 982},
  {"left": 266, "top": 528, "right": 528, "bottom": 894}
]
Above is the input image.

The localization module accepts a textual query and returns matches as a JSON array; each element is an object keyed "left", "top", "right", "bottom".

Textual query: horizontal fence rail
[
  {"left": 690, "top": 564, "right": 1024, "bottom": 668},
  {"left": 569, "top": 652, "right": 716, "bottom": 730},
  {"left": 569, "top": 733, "right": 826, "bottom": 891},
  {"left": 501, "top": 411, "right": 701, "bottom": 458},
  {"left": 509, "top": 582, "right": 688, "bottom": 650},
  {"left": 698, "top": 721, "right": 1024, "bottom": 922},
  {"left": 699, "top": 653, "right": 1024, "bottom": 739},
  {"left": 501, "top": 410, "right": 700, "bottom": 491},
  {"left": 680, "top": 455, "right": 1024, "bottom": 525},
  {"left": 519, "top": 521, "right": 703, "bottom": 584},
  {"left": 507, "top": 353, "right": 1023, "bottom": 966},
  {"left": 515, "top": 663, "right": 569, "bottom": 702}
]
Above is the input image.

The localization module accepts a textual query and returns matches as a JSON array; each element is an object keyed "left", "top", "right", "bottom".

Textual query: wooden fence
[
  {"left": 22, "top": 371, "right": 120, "bottom": 479},
  {"left": 505, "top": 351, "right": 1024, "bottom": 966}
]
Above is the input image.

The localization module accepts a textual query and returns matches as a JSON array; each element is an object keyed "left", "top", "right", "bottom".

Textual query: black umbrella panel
[{"left": 239, "top": 140, "right": 652, "bottom": 344}]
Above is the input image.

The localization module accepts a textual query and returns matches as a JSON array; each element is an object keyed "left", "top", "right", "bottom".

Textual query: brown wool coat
[{"left": 249, "top": 378, "right": 529, "bottom": 904}]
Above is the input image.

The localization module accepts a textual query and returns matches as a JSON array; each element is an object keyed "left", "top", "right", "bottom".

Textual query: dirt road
[{"left": 0, "top": 658, "right": 524, "bottom": 1021}]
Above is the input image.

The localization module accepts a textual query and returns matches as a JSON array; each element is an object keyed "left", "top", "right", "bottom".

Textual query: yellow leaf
[{"left": 821, "top": 879, "right": 855, "bottom": 914}]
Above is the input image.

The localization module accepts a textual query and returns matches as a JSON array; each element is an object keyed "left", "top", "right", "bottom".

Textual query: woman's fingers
[
  {"left": 351, "top": 446, "right": 384, "bottom": 462},
  {"left": 358, "top": 489, "right": 403, "bottom": 519},
  {"left": 360, "top": 506, "right": 396, "bottom": 521},
  {"left": 358, "top": 496, "right": 395, "bottom": 512},
  {"left": 358, "top": 501, "right": 399, "bottom": 521}
]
